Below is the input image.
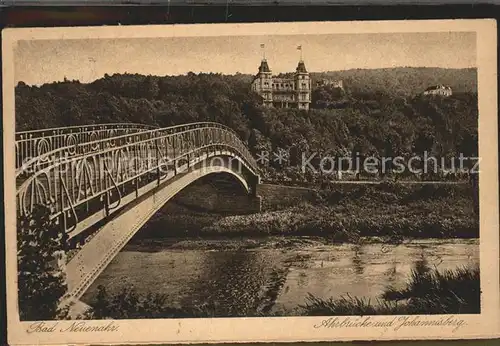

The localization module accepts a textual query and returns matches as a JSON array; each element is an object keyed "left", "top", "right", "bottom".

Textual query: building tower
[
  {"left": 251, "top": 59, "right": 273, "bottom": 107},
  {"left": 294, "top": 60, "right": 311, "bottom": 110}
]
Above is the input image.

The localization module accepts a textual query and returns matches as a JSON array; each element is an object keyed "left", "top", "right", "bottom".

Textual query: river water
[{"left": 81, "top": 237, "right": 479, "bottom": 316}]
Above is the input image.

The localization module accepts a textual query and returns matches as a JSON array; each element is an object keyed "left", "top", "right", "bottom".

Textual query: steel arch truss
[{"left": 16, "top": 122, "right": 259, "bottom": 240}]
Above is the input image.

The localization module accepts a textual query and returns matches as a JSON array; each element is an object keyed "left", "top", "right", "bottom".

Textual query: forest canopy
[{"left": 16, "top": 67, "right": 478, "bottom": 166}]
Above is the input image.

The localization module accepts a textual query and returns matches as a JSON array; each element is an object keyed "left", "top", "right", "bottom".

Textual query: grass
[
  {"left": 299, "top": 293, "right": 407, "bottom": 316},
  {"left": 200, "top": 205, "right": 478, "bottom": 240},
  {"left": 300, "top": 265, "right": 480, "bottom": 316},
  {"left": 86, "top": 285, "right": 265, "bottom": 319}
]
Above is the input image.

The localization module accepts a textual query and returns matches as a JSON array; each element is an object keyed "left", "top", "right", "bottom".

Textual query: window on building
[{"left": 302, "top": 83, "right": 306, "bottom": 88}]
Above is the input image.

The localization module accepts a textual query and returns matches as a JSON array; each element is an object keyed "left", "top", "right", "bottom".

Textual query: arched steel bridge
[
  {"left": 16, "top": 122, "right": 260, "bottom": 307},
  {"left": 16, "top": 123, "right": 157, "bottom": 170}
]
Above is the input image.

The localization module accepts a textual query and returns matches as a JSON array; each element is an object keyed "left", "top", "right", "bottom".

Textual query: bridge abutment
[{"left": 172, "top": 174, "right": 261, "bottom": 214}]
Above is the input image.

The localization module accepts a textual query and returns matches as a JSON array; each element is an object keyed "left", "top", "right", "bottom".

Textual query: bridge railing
[
  {"left": 16, "top": 122, "right": 256, "bottom": 178},
  {"left": 17, "top": 122, "right": 259, "bottom": 238},
  {"left": 15, "top": 123, "right": 157, "bottom": 170}
]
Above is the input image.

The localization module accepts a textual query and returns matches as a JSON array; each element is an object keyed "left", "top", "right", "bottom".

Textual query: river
[{"left": 81, "top": 237, "right": 479, "bottom": 316}]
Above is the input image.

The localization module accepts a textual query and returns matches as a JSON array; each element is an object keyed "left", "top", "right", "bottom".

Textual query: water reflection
[
  {"left": 351, "top": 244, "right": 364, "bottom": 275},
  {"left": 415, "top": 249, "right": 431, "bottom": 274},
  {"left": 182, "top": 250, "right": 285, "bottom": 316},
  {"left": 384, "top": 260, "right": 398, "bottom": 285},
  {"left": 296, "top": 272, "right": 308, "bottom": 288}
]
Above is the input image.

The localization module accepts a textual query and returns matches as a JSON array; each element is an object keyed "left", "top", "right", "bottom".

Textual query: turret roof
[
  {"left": 258, "top": 59, "right": 271, "bottom": 73},
  {"left": 296, "top": 60, "right": 308, "bottom": 73}
]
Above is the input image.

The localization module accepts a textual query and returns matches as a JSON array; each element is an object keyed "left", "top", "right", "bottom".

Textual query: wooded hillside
[
  {"left": 311, "top": 67, "right": 477, "bottom": 96},
  {"left": 16, "top": 67, "right": 478, "bottom": 168}
]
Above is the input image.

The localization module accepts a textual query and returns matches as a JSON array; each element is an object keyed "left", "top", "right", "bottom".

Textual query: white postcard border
[{"left": 3, "top": 19, "right": 499, "bottom": 344}]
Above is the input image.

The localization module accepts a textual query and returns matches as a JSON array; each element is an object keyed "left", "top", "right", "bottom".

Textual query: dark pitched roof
[
  {"left": 258, "top": 59, "right": 271, "bottom": 73},
  {"left": 296, "top": 60, "right": 308, "bottom": 73}
]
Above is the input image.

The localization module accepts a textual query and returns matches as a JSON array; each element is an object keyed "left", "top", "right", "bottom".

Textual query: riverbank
[
  {"left": 124, "top": 235, "right": 479, "bottom": 253},
  {"left": 132, "top": 182, "right": 478, "bottom": 243}
]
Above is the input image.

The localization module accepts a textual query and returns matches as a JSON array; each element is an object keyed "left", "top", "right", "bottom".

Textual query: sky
[{"left": 15, "top": 32, "right": 476, "bottom": 86}]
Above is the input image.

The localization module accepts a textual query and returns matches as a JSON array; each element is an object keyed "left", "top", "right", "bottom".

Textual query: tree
[
  {"left": 141, "top": 75, "right": 159, "bottom": 99},
  {"left": 17, "top": 204, "right": 68, "bottom": 320}
]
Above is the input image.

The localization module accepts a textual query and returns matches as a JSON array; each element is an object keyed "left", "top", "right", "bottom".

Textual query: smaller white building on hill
[{"left": 423, "top": 85, "right": 453, "bottom": 97}]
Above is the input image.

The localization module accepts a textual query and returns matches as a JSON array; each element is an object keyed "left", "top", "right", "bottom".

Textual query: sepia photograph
[{"left": 3, "top": 20, "right": 499, "bottom": 344}]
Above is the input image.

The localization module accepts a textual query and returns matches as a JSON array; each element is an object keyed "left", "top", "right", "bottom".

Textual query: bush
[
  {"left": 17, "top": 204, "right": 68, "bottom": 320},
  {"left": 383, "top": 265, "right": 480, "bottom": 314},
  {"left": 300, "top": 265, "right": 480, "bottom": 315}
]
